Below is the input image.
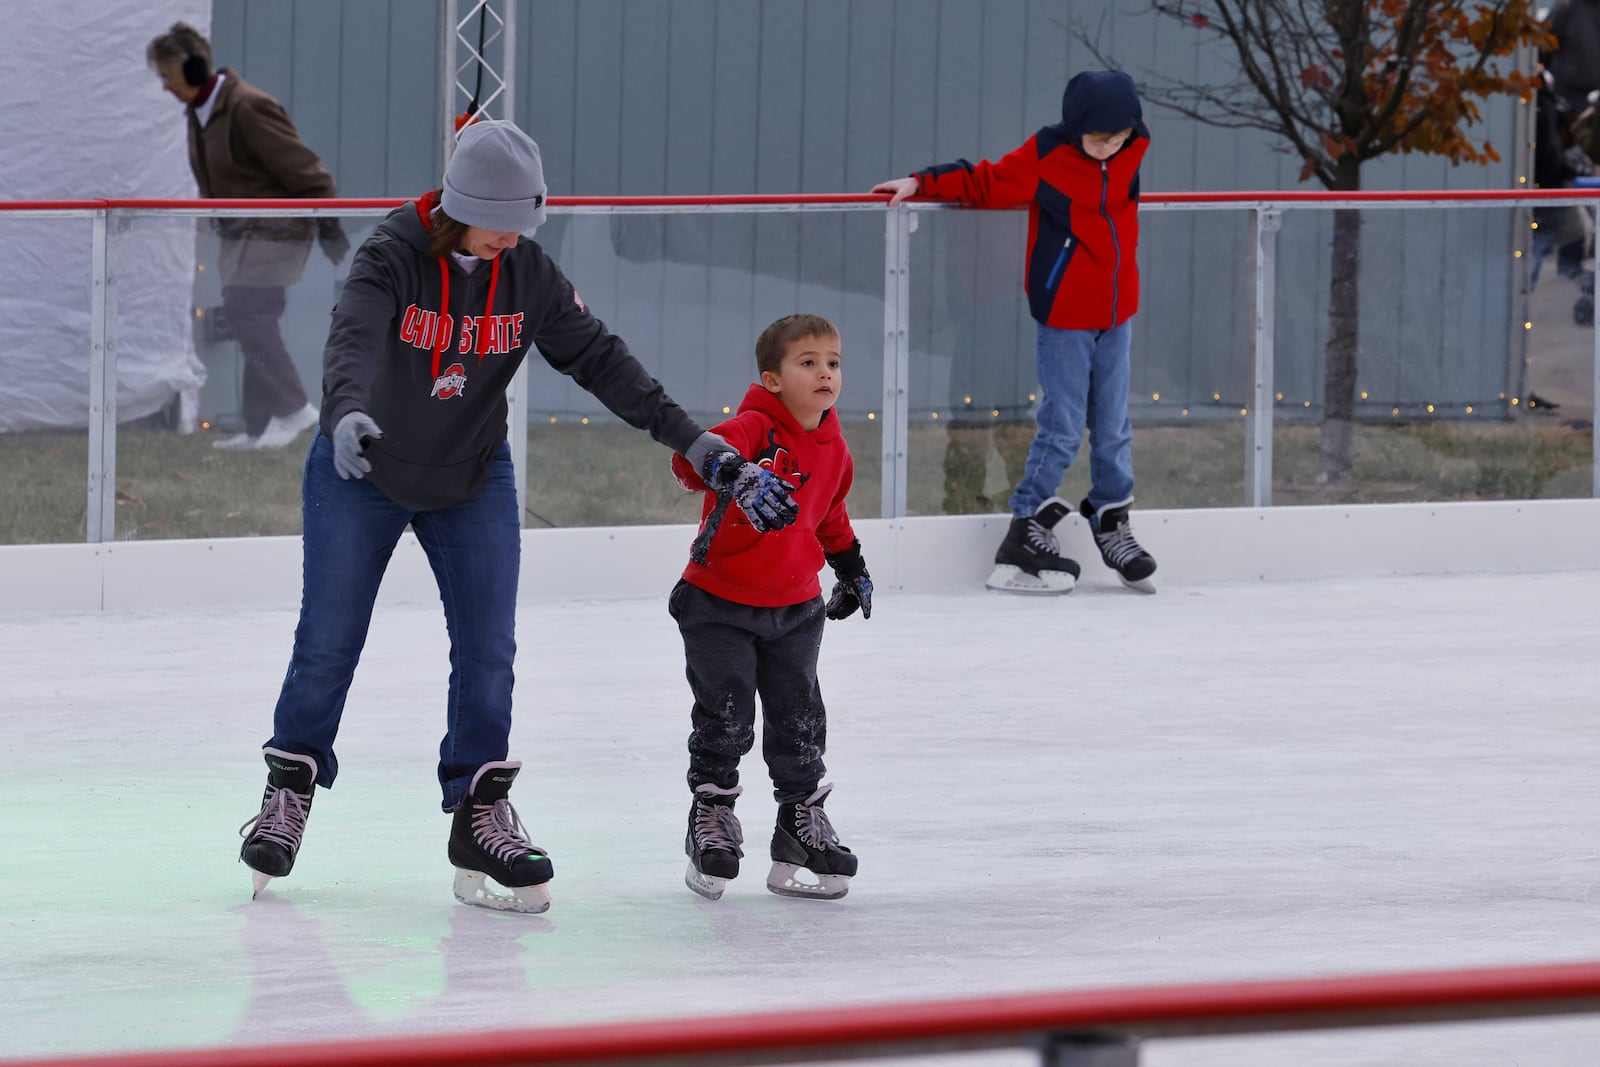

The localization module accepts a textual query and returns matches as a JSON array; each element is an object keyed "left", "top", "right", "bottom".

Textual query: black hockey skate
[
  {"left": 985, "top": 496, "right": 1080, "bottom": 595},
  {"left": 1081, "top": 498, "right": 1157, "bottom": 593},
  {"left": 684, "top": 783, "right": 744, "bottom": 900},
  {"left": 768, "top": 783, "right": 857, "bottom": 900},
  {"left": 447, "top": 761, "right": 554, "bottom": 914},
  {"left": 238, "top": 747, "right": 317, "bottom": 899}
]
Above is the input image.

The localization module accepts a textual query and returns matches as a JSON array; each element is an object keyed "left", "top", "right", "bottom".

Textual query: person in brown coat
[{"left": 147, "top": 22, "right": 350, "bottom": 450}]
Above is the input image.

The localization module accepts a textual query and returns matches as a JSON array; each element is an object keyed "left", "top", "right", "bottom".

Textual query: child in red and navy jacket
[
  {"left": 667, "top": 314, "right": 870, "bottom": 903},
  {"left": 874, "top": 69, "right": 1159, "bottom": 596}
]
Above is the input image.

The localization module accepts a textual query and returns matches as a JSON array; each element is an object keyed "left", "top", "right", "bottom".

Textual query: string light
[
  {"left": 1514, "top": 249, "right": 1524, "bottom": 258},
  {"left": 1181, "top": 408, "right": 1189, "bottom": 416},
  {"left": 194, "top": 308, "right": 203, "bottom": 318},
  {"left": 1524, "top": 321, "right": 1533, "bottom": 330},
  {"left": 1275, "top": 392, "right": 1283, "bottom": 401},
  {"left": 1151, "top": 392, "right": 1160, "bottom": 401},
  {"left": 990, "top": 409, "right": 1000, "bottom": 418},
  {"left": 1391, "top": 407, "right": 1400, "bottom": 416},
  {"left": 1212, "top": 392, "right": 1221, "bottom": 401},
  {"left": 1028, "top": 393, "right": 1037, "bottom": 402},
  {"left": 1465, "top": 405, "right": 1474, "bottom": 413},
  {"left": 1303, "top": 401, "right": 1310, "bottom": 407},
  {"left": 548, "top": 416, "right": 557, "bottom": 423},
  {"left": 930, "top": 411, "right": 940, "bottom": 420},
  {"left": 1511, "top": 397, "right": 1520, "bottom": 406},
  {"left": 868, "top": 412, "right": 877, "bottom": 420},
  {"left": 722, "top": 406, "right": 732, "bottom": 414},
  {"left": 581, "top": 417, "right": 590, "bottom": 425},
  {"left": 1426, "top": 404, "right": 1435, "bottom": 413},
  {"left": 1361, "top": 391, "right": 1368, "bottom": 400},
  {"left": 963, "top": 396, "right": 972, "bottom": 405}
]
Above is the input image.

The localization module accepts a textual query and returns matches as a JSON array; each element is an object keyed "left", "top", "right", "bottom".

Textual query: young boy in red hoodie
[
  {"left": 873, "top": 69, "right": 1158, "bottom": 595},
  {"left": 667, "top": 314, "right": 872, "bottom": 901}
]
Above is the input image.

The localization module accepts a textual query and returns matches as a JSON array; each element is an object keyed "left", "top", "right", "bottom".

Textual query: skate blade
[
  {"left": 985, "top": 564, "right": 1074, "bottom": 595},
  {"left": 685, "top": 862, "right": 729, "bottom": 901},
  {"left": 250, "top": 870, "right": 274, "bottom": 899},
  {"left": 452, "top": 868, "right": 552, "bottom": 914},
  {"left": 766, "top": 861, "right": 850, "bottom": 900},
  {"left": 1120, "top": 574, "right": 1157, "bottom": 594}
]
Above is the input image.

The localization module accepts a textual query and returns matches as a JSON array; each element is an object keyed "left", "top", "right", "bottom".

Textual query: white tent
[{"left": 0, "top": 1, "right": 208, "bottom": 432}]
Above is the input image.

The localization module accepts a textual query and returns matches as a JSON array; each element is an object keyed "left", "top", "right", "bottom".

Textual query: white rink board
[{"left": 3, "top": 498, "right": 1599, "bottom": 613}]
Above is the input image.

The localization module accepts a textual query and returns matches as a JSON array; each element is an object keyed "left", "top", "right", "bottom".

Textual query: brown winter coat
[{"left": 187, "top": 70, "right": 339, "bottom": 287}]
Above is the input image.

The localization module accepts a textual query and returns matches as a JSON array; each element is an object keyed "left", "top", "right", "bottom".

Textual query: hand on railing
[{"left": 871, "top": 177, "right": 919, "bottom": 205}]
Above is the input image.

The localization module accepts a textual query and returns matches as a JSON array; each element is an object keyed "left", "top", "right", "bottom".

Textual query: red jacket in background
[
  {"left": 671, "top": 383, "right": 857, "bottom": 607},
  {"left": 913, "top": 69, "right": 1148, "bottom": 331}
]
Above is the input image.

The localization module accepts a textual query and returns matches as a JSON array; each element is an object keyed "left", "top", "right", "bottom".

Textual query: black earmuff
[{"left": 181, "top": 50, "right": 211, "bottom": 88}]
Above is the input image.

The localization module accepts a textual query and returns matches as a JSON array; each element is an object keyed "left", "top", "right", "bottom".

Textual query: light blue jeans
[{"left": 1009, "top": 320, "right": 1135, "bottom": 517}]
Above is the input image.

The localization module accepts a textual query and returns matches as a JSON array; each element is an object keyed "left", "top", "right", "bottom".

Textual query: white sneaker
[
  {"left": 254, "top": 404, "right": 320, "bottom": 450},
  {"left": 212, "top": 432, "right": 258, "bottom": 451}
]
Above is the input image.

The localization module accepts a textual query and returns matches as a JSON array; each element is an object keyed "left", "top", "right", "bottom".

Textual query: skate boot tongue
[{"left": 466, "top": 761, "right": 521, "bottom": 804}]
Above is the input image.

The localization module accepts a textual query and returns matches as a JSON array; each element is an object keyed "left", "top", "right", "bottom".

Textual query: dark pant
[
  {"left": 669, "top": 580, "right": 829, "bottom": 804},
  {"left": 222, "top": 285, "right": 310, "bottom": 436},
  {"left": 267, "top": 434, "right": 521, "bottom": 811}
]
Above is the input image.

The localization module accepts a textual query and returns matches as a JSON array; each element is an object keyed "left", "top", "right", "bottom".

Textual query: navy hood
[{"left": 1052, "top": 69, "right": 1145, "bottom": 145}]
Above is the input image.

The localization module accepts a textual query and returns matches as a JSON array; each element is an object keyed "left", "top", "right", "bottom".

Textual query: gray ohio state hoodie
[{"left": 320, "top": 191, "right": 703, "bottom": 511}]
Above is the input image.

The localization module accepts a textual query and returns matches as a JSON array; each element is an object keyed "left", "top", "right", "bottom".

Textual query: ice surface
[{"left": 2, "top": 570, "right": 1598, "bottom": 1065}]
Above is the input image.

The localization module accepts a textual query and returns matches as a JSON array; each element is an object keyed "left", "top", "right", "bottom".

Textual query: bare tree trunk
[{"left": 1320, "top": 159, "right": 1362, "bottom": 483}]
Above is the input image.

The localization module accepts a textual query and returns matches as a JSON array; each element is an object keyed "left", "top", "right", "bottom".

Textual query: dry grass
[{"left": 1, "top": 416, "right": 1590, "bottom": 545}]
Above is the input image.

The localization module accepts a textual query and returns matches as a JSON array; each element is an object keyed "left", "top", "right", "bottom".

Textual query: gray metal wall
[{"left": 207, "top": 0, "right": 1524, "bottom": 422}]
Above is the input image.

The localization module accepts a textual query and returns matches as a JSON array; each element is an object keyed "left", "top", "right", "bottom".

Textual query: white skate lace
[
  {"left": 472, "top": 798, "right": 541, "bottom": 863},
  {"left": 794, "top": 803, "right": 843, "bottom": 850},
  {"left": 1024, "top": 520, "right": 1062, "bottom": 557},
  {"left": 1095, "top": 520, "right": 1147, "bottom": 568},
  {"left": 693, "top": 801, "right": 745, "bottom": 856},
  {"left": 238, "top": 786, "right": 310, "bottom": 853}
]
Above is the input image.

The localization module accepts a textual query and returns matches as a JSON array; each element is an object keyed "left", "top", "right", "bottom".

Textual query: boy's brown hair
[{"left": 755, "top": 314, "right": 839, "bottom": 377}]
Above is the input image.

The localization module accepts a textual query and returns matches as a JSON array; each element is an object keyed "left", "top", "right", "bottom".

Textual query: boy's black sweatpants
[{"left": 668, "top": 579, "right": 828, "bottom": 803}]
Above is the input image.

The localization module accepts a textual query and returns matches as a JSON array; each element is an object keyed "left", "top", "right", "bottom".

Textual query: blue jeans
[
  {"left": 1009, "top": 320, "right": 1135, "bottom": 517},
  {"left": 267, "top": 432, "right": 521, "bottom": 811}
]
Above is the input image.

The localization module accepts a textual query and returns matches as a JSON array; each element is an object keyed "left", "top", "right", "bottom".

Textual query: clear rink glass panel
[
  {"left": 904, "top": 204, "right": 1256, "bottom": 517},
  {"left": 1270, "top": 204, "right": 1593, "bottom": 504},
  {"left": 520, "top": 208, "right": 888, "bottom": 527},
  {"left": 0, "top": 213, "right": 97, "bottom": 545},
  {"left": 102, "top": 211, "right": 381, "bottom": 542}
]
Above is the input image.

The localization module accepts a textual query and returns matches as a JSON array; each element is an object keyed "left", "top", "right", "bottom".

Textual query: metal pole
[
  {"left": 441, "top": 0, "right": 458, "bottom": 173},
  {"left": 1246, "top": 208, "right": 1280, "bottom": 507},
  {"left": 86, "top": 210, "right": 117, "bottom": 543},
  {"left": 500, "top": 0, "right": 529, "bottom": 527},
  {"left": 881, "top": 206, "right": 912, "bottom": 518},
  {"left": 1040, "top": 1032, "right": 1140, "bottom": 1066}
]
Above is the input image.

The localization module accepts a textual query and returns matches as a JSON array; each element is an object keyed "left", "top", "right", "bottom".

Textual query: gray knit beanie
[{"left": 443, "top": 119, "right": 548, "bottom": 233}]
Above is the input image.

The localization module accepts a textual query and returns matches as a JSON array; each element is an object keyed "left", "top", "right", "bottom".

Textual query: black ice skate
[
  {"left": 447, "top": 761, "right": 554, "bottom": 914},
  {"left": 238, "top": 747, "right": 317, "bottom": 899},
  {"left": 985, "top": 496, "right": 1081, "bottom": 595},
  {"left": 768, "top": 783, "right": 857, "bottom": 900},
  {"left": 684, "top": 783, "right": 744, "bottom": 900},
  {"left": 1081, "top": 497, "right": 1157, "bottom": 593}
]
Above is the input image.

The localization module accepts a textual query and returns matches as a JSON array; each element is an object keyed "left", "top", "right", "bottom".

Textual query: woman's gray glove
[{"left": 332, "top": 412, "right": 383, "bottom": 480}]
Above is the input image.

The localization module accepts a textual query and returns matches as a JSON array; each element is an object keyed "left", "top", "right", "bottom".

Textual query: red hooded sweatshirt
[{"left": 670, "top": 383, "right": 857, "bottom": 607}]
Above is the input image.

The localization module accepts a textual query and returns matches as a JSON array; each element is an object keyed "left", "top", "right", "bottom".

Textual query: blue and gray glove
[
  {"left": 824, "top": 539, "right": 873, "bottom": 620},
  {"left": 681, "top": 430, "right": 799, "bottom": 535},
  {"left": 332, "top": 411, "right": 383, "bottom": 480}
]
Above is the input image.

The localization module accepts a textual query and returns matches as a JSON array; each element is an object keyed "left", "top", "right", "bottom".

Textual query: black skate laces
[
  {"left": 693, "top": 801, "right": 745, "bottom": 857},
  {"left": 471, "top": 798, "right": 542, "bottom": 864},
  {"left": 238, "top": 785, "right": 311, "bottom": 854},
  {"left": 1094, "top": 517, "right": 1147, "bottom": 567}
]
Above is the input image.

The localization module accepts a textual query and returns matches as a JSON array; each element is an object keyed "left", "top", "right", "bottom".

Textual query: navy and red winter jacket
[
  {"left": 670, "top": 383, "right": 857, "bottom": 608},
  {"left": 913, "top": 70, "right": 1148, "bottom": 330}
]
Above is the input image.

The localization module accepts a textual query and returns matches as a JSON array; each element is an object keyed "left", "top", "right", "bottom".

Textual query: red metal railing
[{"left": 5, "top": 960, "right": 1600, "bottom": 1067}]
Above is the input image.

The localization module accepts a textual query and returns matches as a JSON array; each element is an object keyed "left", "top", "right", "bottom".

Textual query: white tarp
[{"left": 0, "top": 1, "right": 208, "bottom": 432}]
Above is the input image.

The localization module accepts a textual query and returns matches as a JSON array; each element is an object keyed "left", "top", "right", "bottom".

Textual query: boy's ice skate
[
  {"left": 447, "top": 761, "right": 554, "bottom": 914},
  {"left": 684, "top": 783, "right": 744, "bottom": 900},
  {"left": 238, "top": 747, "right": 318, "bottom": 899},
  {"left": 986, "top": 496, "right": 1080, "bottom": 595},
  {"left": 768, "top": 783, "right": 857, "bottom": 900},
  {"left": 1081, "top": 498, "right": 1157, "bottom": 593}
]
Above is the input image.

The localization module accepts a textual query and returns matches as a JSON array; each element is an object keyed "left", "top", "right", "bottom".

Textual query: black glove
[
  {"left": 318, "top": 218, "right": 352, "bottom": 265},
  {"left": 701, "top": 450, "right": 798, "bottom": 534},
  {"left": 824, "top": 539, "right": 873, "bottom": 620}
]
